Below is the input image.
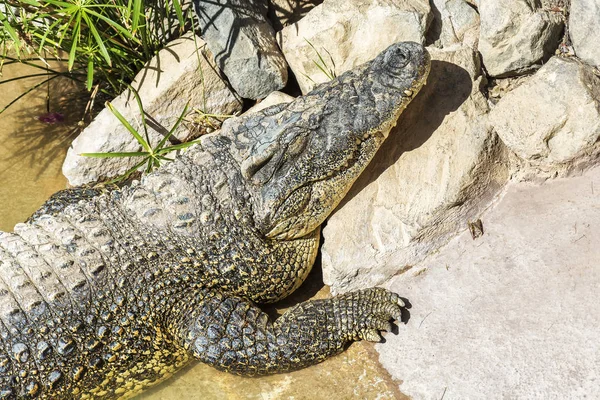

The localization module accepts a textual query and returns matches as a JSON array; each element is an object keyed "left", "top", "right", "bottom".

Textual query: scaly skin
[{"left": 0, "top": 42, "right": 430, "bottom": 399}]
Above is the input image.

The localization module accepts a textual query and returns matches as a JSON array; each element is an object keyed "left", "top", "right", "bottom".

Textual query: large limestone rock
[
  {"left": 479, "top": 0, "right": 563, "bottom": 77},
  {"left": 488, "top": 56, "right": 600, "bottom": 171},
  {"left": 378, "top": 165, "right": 600, "bottom": 399},
  {"left": 569, "top": 0, "right": 600, "bottom": 67},
  {"left": 321, "top": 45, "right": 509, "bottom": 293},
  {"left": 63, "top": 34, "right": 242, "bottom": 186},
  {"left": 267, "top": 0, "right": 323, "bottom": 31},
  {"left": 243, "top": 91, "right": 294, "bottom": 114},
  {"left": 428, "top": 0, "right": 480, "bottom": 49},
  {"left": 278, "top": 0, "right": 432, "bottom": 94},
  {"left": 193, "top": 0, "right": 288, "bottom": 99}
]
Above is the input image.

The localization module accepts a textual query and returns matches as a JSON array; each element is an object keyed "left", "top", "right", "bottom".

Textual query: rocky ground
[{"left": 60, "top": 0, "right": 600, "bottom": 398}]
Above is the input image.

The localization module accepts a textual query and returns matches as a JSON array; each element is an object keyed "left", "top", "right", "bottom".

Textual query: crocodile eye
[{"left": 287, "top": 131, "right": 309, "bottom": 157}]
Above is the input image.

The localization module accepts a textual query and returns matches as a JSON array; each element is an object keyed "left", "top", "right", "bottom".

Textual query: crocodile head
[{"left": 226, "top": 42, "right": 430, "bottom": 240}]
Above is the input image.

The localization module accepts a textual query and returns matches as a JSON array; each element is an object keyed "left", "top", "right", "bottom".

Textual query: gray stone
[
  {"left": 267, "top": 0, "right": 323, "bottom": 31},
  {"left": 570, "top": 0, "right": 600, "bottom": 67},
  {"left": 429, "top": 0, "right": 480, "bottom": 49},
  {"left": 194, "top": 0, "right": 288, "bottom": 99},
  {"left": 277, "top": 0, "right": 431, "bottom": 94},
  {"left": 488, "top": 56, "right": 600, "bottom": 170},
  {"left": 321, "top": 45, "right": 509, "bottom": 294},
  {"left": 479, "top": 0, "right": 563, "bottom": 77},
  {"left": 62, "top": 34, "right": 242, "bottom": 186},
  {"left": 378, "top": 165, "right": 600, "bottom": 399}
]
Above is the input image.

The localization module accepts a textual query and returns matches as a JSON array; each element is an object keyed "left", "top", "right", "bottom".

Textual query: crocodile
[{"left": 0, "top": 41, "right": 430, "bottom": 399}]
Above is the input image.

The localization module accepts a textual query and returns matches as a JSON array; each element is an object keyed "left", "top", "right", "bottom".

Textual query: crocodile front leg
[{"left": 171, "top": 287, "right": 404, "bottom": 375}]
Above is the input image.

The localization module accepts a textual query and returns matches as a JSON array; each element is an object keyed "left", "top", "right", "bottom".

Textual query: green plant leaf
[
  {"left": 38, "top": 19, "right": 64, "bottom": 51},
  {"left": 172, "top": 0, "right": 185, "bottom": 30},
  {"left": 156, "top": 155, "right": 174, "bottom": 162},
  {"left": 106, "top": 157, "right": 150, "bottom": 184},
  {"left": 1, "top": 20, "right": 22, "bottom": 58},
  {"left": 42, "top": 0, "right": 75, "bottom": 8},
  {"left": 131, "top": 0, "right": 142, "bottom": 33},
  {"left": 85, "top": 9, "right": 138, "bottom": 42},
  {"left": 86, "top": 57, "right": 94, "bottom": 91},
  {"left": 82, "top": 12, "right": 112, "bottom": 67},
  {"left": 156, "top": 102, "right": 189, "bottom": 150},
  {"left": 125, "top": 84, "right": 150, "bottom": 146},
  {"left": 304, "top": 38, "right": 336, "bottom": 80},
  {"left": 105, "top": 101, "right": 152, "bottom": 152},
  {"left": 68, "top": 13, "right": 82, "bottom": 71}
]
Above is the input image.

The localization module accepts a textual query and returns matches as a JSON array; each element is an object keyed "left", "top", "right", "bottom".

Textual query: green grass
[
  {"left": 303, "top": 38, "right": 337, "bottom": 82},
  {"left": 80, "top": 85, "right": 195, "bottom": 183},
  {"left": 0, "top": 0, "right": 191, "bottom": 115}
]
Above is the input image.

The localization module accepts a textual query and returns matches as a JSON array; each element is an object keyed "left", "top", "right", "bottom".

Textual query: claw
[
  {"left": 361, "top": 329, "right": 382, "bottom": 342},
  {"left": 382, "top": 303, "right": 403, "bottom": 321},
  {"left": 381, "top": 321, "right": 393, "bottom": 332}
]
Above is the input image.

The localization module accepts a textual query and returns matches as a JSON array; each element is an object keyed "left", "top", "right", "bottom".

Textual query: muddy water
[
  {"left": 0, "top": 61, "right": 405, "bottom": 400},
  {"left": 0, "top": 59, "right": 85, "bottom": 232}
]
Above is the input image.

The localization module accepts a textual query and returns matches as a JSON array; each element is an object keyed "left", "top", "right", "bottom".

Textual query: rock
[
  {"left": 428, "top": 0, "right": 480, "bottom": 49},
  {"left": 267, "top": 0, "right": 324, "bottom": 31},
  {"left": 244, "top": 91, "right": 294, "bottom": 115},
  {"left": 278, "top": 0, "right": 432, "bottom": 94},
  {"left": 193, "top": 0, "right": 288, "bottom": 100},
  {"left": 569, "top": 0, "right": 600, "bottom": 67},
  {"left": 321, "top": 45, "right": 509, "bottom": 294},
  {"left": 488, "top": 56, "right": 600, "bottom": 171},
  {"left": 62, "top": 34, "right": 242, "bottom": 186},
  {"left": 378, "top": 165, "right": 600, "bottom": 399},
  {"left": 478, "top": 0, "right": 563, "bottom": 77}
]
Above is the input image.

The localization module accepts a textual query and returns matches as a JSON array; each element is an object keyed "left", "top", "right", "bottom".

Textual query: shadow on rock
[{"left": 338, "top": 60, "right": 474, "bottom": 208}]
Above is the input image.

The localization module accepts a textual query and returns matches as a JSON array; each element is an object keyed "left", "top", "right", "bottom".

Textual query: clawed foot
[{"left": 336, "top": 287, "right": 406, "bottom": 343}]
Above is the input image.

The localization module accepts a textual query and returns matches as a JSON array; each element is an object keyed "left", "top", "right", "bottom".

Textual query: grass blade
[
  {"left": 85, "top": 9, "right": 138, "bottom": 42},
  {"left": 1, "top": 20, "right": 22, "bottom": 58},
  {"left": 131, "top": 0, "right": 142, "bottom": 33},
  {"left": 305, "top": 38, "right": 335, "bottom": 80},
  {"left": 86, "top": 57, "right": 94, "bottom": 91},
  {"left": 42, "top": 0, "right": 74, "bottom": 8},
  {"left": 156, "top": 155, "right": 174, "bottom": 162},
  {"left": 172, "top": 0, "right": 185, "bottom": 31},
  {"left": 125, "top": 84, "right": 150, "bottom": 147},
  {"left": 106, "top": 157, "right": 150, "bottom": 183},
  {"left": 82, "top": 12, "right": 112, "bottom": 67},
  {"left": 68, "top": 13, "right": 82, "bottom": 71},
  {"left": 105, "top": 100, "right": 152, "bottom": 152},
  {"left": 156, "top": 102, "right": 189, "bottom": 150}
]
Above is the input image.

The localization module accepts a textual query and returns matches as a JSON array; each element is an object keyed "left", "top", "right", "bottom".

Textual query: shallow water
[{"left": 0, "top": 59, "right": 85, "bottom": 231}]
